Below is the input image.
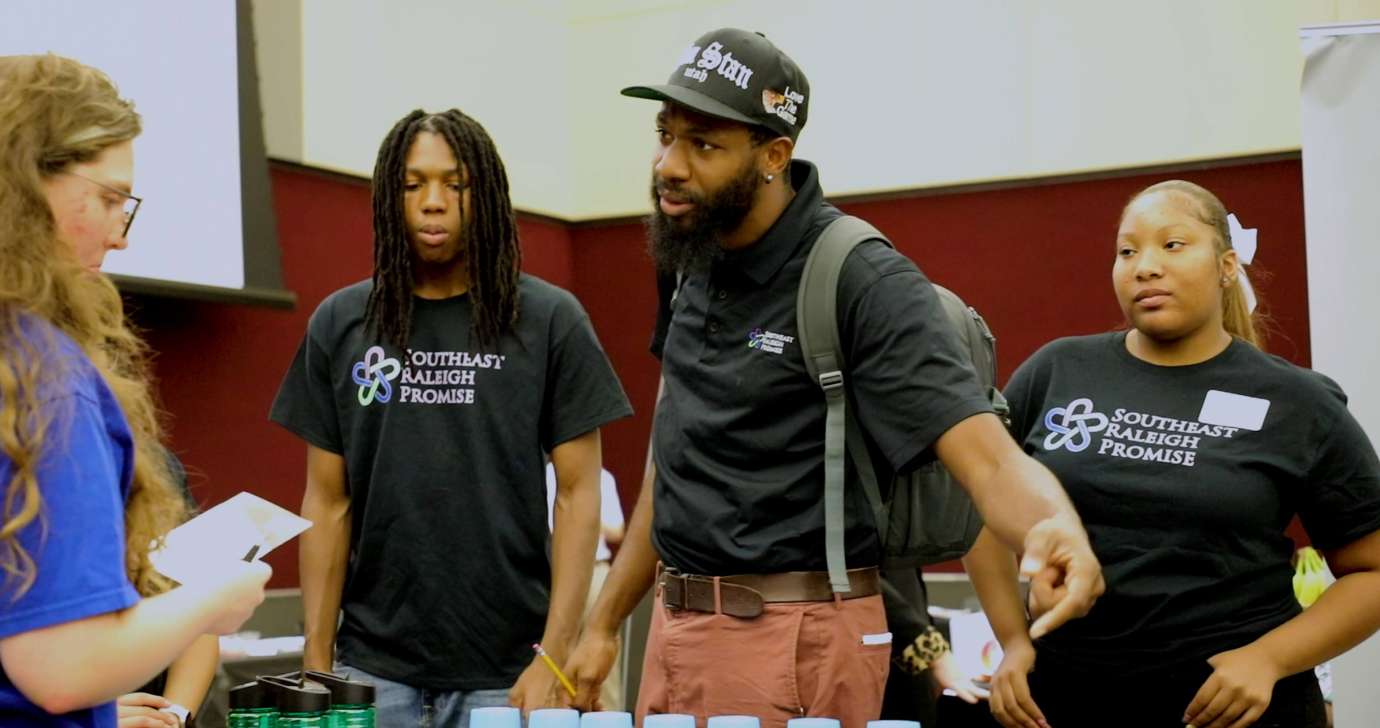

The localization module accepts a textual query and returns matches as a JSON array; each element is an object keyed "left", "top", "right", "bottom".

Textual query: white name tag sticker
[
  {"left": 861, "top": 632, "right": 892, "bottom": 646},
  {"left": 1198, "top": 390, "right": 1271, "bottom": 431}
]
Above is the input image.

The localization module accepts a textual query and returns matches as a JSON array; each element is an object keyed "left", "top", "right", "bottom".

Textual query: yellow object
[
  {"left": 533, "top": 643, "right": 578, "bottom": 698},
  {"left": 1293, "top": 547, "right": 1330, "bottom": 608}
]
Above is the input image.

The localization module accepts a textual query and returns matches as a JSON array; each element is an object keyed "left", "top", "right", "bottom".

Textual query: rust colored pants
[{"left": 636, "top": 585, "right": 889, "bottom": 728}]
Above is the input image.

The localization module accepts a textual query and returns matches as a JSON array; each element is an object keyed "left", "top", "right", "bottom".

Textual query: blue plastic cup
[
  {"left": 706, "top": 717, "right": 760, "bottom": 728},
  {"left": 580, "top": 711, "right": 634, "bottom": 728},
  {"left": 867, "top": 721, "right": 921, "bottom": 728},
  {"left": 788, "top": 720, "right": 841, "bottom": 728},
  {"left": 530, "top": 709, "right": 581, "bottom": 728},
  {"left": 469, "top": 706, "right": 521, "bottom": 728},
  {"left": 643, "top": 715, "right": 696, "bottom": 728}
]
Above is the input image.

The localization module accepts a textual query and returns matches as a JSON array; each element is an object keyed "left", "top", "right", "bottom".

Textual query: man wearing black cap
[{"left": 564, "top": 28, "right": 1103, "bottom": 725}]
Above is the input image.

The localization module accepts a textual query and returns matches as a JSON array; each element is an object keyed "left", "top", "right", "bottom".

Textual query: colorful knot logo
[
  {"left": 1042, "top": 398, "right": 1109, "bottom": 452},
  {"left": 747, "top": 328, "right": 767, "bottom": 349},
  {"left": 351, "top": 345, "right": 401, "bottom": 406}
]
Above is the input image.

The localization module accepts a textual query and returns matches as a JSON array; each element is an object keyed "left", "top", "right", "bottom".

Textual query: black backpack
[{"left": 796, "top": 215, "right": 1008, "bottom": 594}]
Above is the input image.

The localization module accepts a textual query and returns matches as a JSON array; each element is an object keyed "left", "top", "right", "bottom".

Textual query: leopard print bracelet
[{"left": 894, "top": 625, "right": 951, "bottom": 676}]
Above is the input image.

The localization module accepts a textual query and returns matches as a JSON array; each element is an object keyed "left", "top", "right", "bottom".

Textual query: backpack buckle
[{"left": 818, "top": 370, "right": 844, "bottom": 391}]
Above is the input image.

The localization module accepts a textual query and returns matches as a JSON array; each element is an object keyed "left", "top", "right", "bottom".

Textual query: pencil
[{"left": 531, "top": 643, "right": 577, "bottom": 698}]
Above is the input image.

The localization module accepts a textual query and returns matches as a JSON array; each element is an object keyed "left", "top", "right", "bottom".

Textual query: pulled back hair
[
  {"left": 1123, "top": 179, "right": 1263, "bottom": 349},
  {"left": 364, "top": 109, "right": 522, "bottom": 351},
  {"left": 0, "top": 54, "right": 187, "bottom": 599}
]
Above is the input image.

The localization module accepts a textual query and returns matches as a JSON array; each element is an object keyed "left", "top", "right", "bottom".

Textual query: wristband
[
  {"left": 895, "top": 625, "right": 951, "bottom": 675},
  {"left": 159, "top": 704, "right": 190, "bottom": 725}
]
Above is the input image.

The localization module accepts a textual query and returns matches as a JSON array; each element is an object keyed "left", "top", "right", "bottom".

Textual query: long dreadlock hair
[{"left": 364, "top": 109, "right": 522, "bottom": 351}]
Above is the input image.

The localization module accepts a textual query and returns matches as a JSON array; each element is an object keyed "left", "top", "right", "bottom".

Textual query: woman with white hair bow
[{"left": 966, "top": 179, "right": 1380, "bottom": 728}]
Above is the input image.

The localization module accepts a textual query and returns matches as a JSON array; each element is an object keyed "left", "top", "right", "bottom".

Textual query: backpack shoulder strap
[
  {"left": 797, "top": 215, "right": 891, "bottom": 383},
  {"left": 797, "top": 214, "right": 892, "bottom": 593}
]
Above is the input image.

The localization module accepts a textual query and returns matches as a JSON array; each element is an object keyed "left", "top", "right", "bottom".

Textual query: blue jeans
[{"left": 336, "top": 662, "right": 512, "bottom": 728}]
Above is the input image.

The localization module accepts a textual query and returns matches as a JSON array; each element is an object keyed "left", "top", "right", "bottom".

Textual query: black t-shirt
[
  {"left": 1005, "top": 332, "right": 1380, "bottom": 671},
  {"left": 649, "top": 159, "right": 993, "bottom": 575},
  {"left": 270, "top": 275, "right": 632, "bottom": 690}
]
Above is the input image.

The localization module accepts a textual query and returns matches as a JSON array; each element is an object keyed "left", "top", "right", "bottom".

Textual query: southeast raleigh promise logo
[
  {"left": 352, "top": 346, "right": 402, "bottom": 406},
  {"left": 1043, "top": 398, "right": 1109, "bottom": 452},
  {"left": 747, "top": 327, "right": 795, "bottom": 355},
  {"left": 351, "top": 345, "right": 507, "bottom": 408},
  {"left": 1042, "top": 396, "right": 1249, "bottom": 467}
]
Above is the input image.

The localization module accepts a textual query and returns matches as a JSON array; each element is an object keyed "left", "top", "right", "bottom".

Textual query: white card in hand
[
  {"left": 949, "top": 610, "right": 1004, "bottom": 680},
  {"left": 150, "top": 491, "right": 311, "bottom": 585}
]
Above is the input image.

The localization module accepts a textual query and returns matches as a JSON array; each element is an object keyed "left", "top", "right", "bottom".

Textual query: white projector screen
[{"left": 4, "top": 1, "right": 247, "bottom": 291}]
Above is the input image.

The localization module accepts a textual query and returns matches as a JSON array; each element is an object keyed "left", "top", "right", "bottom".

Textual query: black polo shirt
[{"left": 650, "top": 159, "right": 993, "bottom": 575}]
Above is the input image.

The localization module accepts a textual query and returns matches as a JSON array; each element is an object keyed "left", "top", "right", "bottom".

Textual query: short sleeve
[
  {"left": 0, "top": 394, "right": 139, "bottom": 639},
  {"left": 1003, "top": 345, "right": 1051, "bottom": 444},
  {"left": 838, "top": 243, "right": 993, "bottom": 473},
  {"left": 269, "top": 306, "right": 344, "bottom": 454},
  {"left": 542, "top": 297, "right": 634, "bottom": 450},
  {"left": 1297, "top": 392, "right": 1380, "bottom": 551}
]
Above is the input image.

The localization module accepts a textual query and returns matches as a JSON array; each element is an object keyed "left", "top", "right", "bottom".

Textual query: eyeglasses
[{"left": 66, "top": 172, "right": 142, "bottom": 238}]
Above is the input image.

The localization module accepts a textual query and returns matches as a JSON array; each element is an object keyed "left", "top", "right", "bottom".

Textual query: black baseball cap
[{"left": 622, "top": 28, "right": 809, "bottom": 141}]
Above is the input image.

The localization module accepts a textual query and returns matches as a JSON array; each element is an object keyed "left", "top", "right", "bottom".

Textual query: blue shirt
[{"left": 0, "top": 323, "right": 139, "bottom": 727}]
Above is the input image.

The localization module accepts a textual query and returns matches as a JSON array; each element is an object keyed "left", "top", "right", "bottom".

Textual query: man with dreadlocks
[{"left": 270, "top": 109, "right": 631, "bottom": 724}]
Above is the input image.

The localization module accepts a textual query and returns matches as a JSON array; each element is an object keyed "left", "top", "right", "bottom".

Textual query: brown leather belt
[{"left": 659, "top": 565, "right": 880, "bottom": 619}]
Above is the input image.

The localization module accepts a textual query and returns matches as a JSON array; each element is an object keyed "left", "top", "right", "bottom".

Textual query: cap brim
[{"left": 621, "top": 84, "right": 759, "bottom": 128}]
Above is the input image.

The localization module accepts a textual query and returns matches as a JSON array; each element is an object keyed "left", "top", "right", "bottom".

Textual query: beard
[{"left": 646, "top": 159, "right": 761, "bottom": 275}]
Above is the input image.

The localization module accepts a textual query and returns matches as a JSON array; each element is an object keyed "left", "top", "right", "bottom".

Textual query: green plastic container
[
  {"left": 304, "top": 670, "right": 377, "bottom": 728},
  {"left": 279, "top": 711, "right": 328, "bottom": 727},
  {"left": 226, "top": 680, "right": 278, "bottom": 728},
  {"left": 261, "top": 675, "right": 332, "bottom": 727}
]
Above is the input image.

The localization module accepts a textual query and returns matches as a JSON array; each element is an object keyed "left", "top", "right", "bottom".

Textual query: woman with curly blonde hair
[{"left": 0, "top": 54, "right": 270, "bottom": 727}]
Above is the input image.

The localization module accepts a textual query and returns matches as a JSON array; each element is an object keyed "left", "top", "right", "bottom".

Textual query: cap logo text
[{"left": 676, "top": 41, "right": 754, "bottom": 90}]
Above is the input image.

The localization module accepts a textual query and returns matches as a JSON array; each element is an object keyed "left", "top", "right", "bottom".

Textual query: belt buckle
[
  {"left": 661, "top": 569, "right": 719, "bottom": 614},
  {"left": 661, "top": 568, "right": 686, "bottom": 611}
]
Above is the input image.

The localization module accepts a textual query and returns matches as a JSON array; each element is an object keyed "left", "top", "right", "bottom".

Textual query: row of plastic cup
[{"left": 470, "top": 708, "right": 921, "bottom": 728}]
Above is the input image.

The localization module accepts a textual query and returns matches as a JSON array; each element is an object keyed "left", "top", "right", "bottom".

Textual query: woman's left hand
[
  {"left": 930, "top": 651, "right": 991, "bottom": 703},
  {"left": 116, "top": 693, "right": 180, "bottom": 727},
  {"left": 1183, "top": 645, "right": 1283, "bottom": 728}
]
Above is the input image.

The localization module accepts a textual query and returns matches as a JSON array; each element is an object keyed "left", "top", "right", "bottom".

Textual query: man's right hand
[
  {"left": 561, "top": 628, "right": 620, "bottom": 712},
  {"left": 1020, "top": 515, "right": 1103, "bottom": 639}
]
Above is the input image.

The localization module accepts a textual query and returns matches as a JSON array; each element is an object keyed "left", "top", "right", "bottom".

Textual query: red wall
[{"left": 136, "top": 157, "right": 1308, "bottom": 587}]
